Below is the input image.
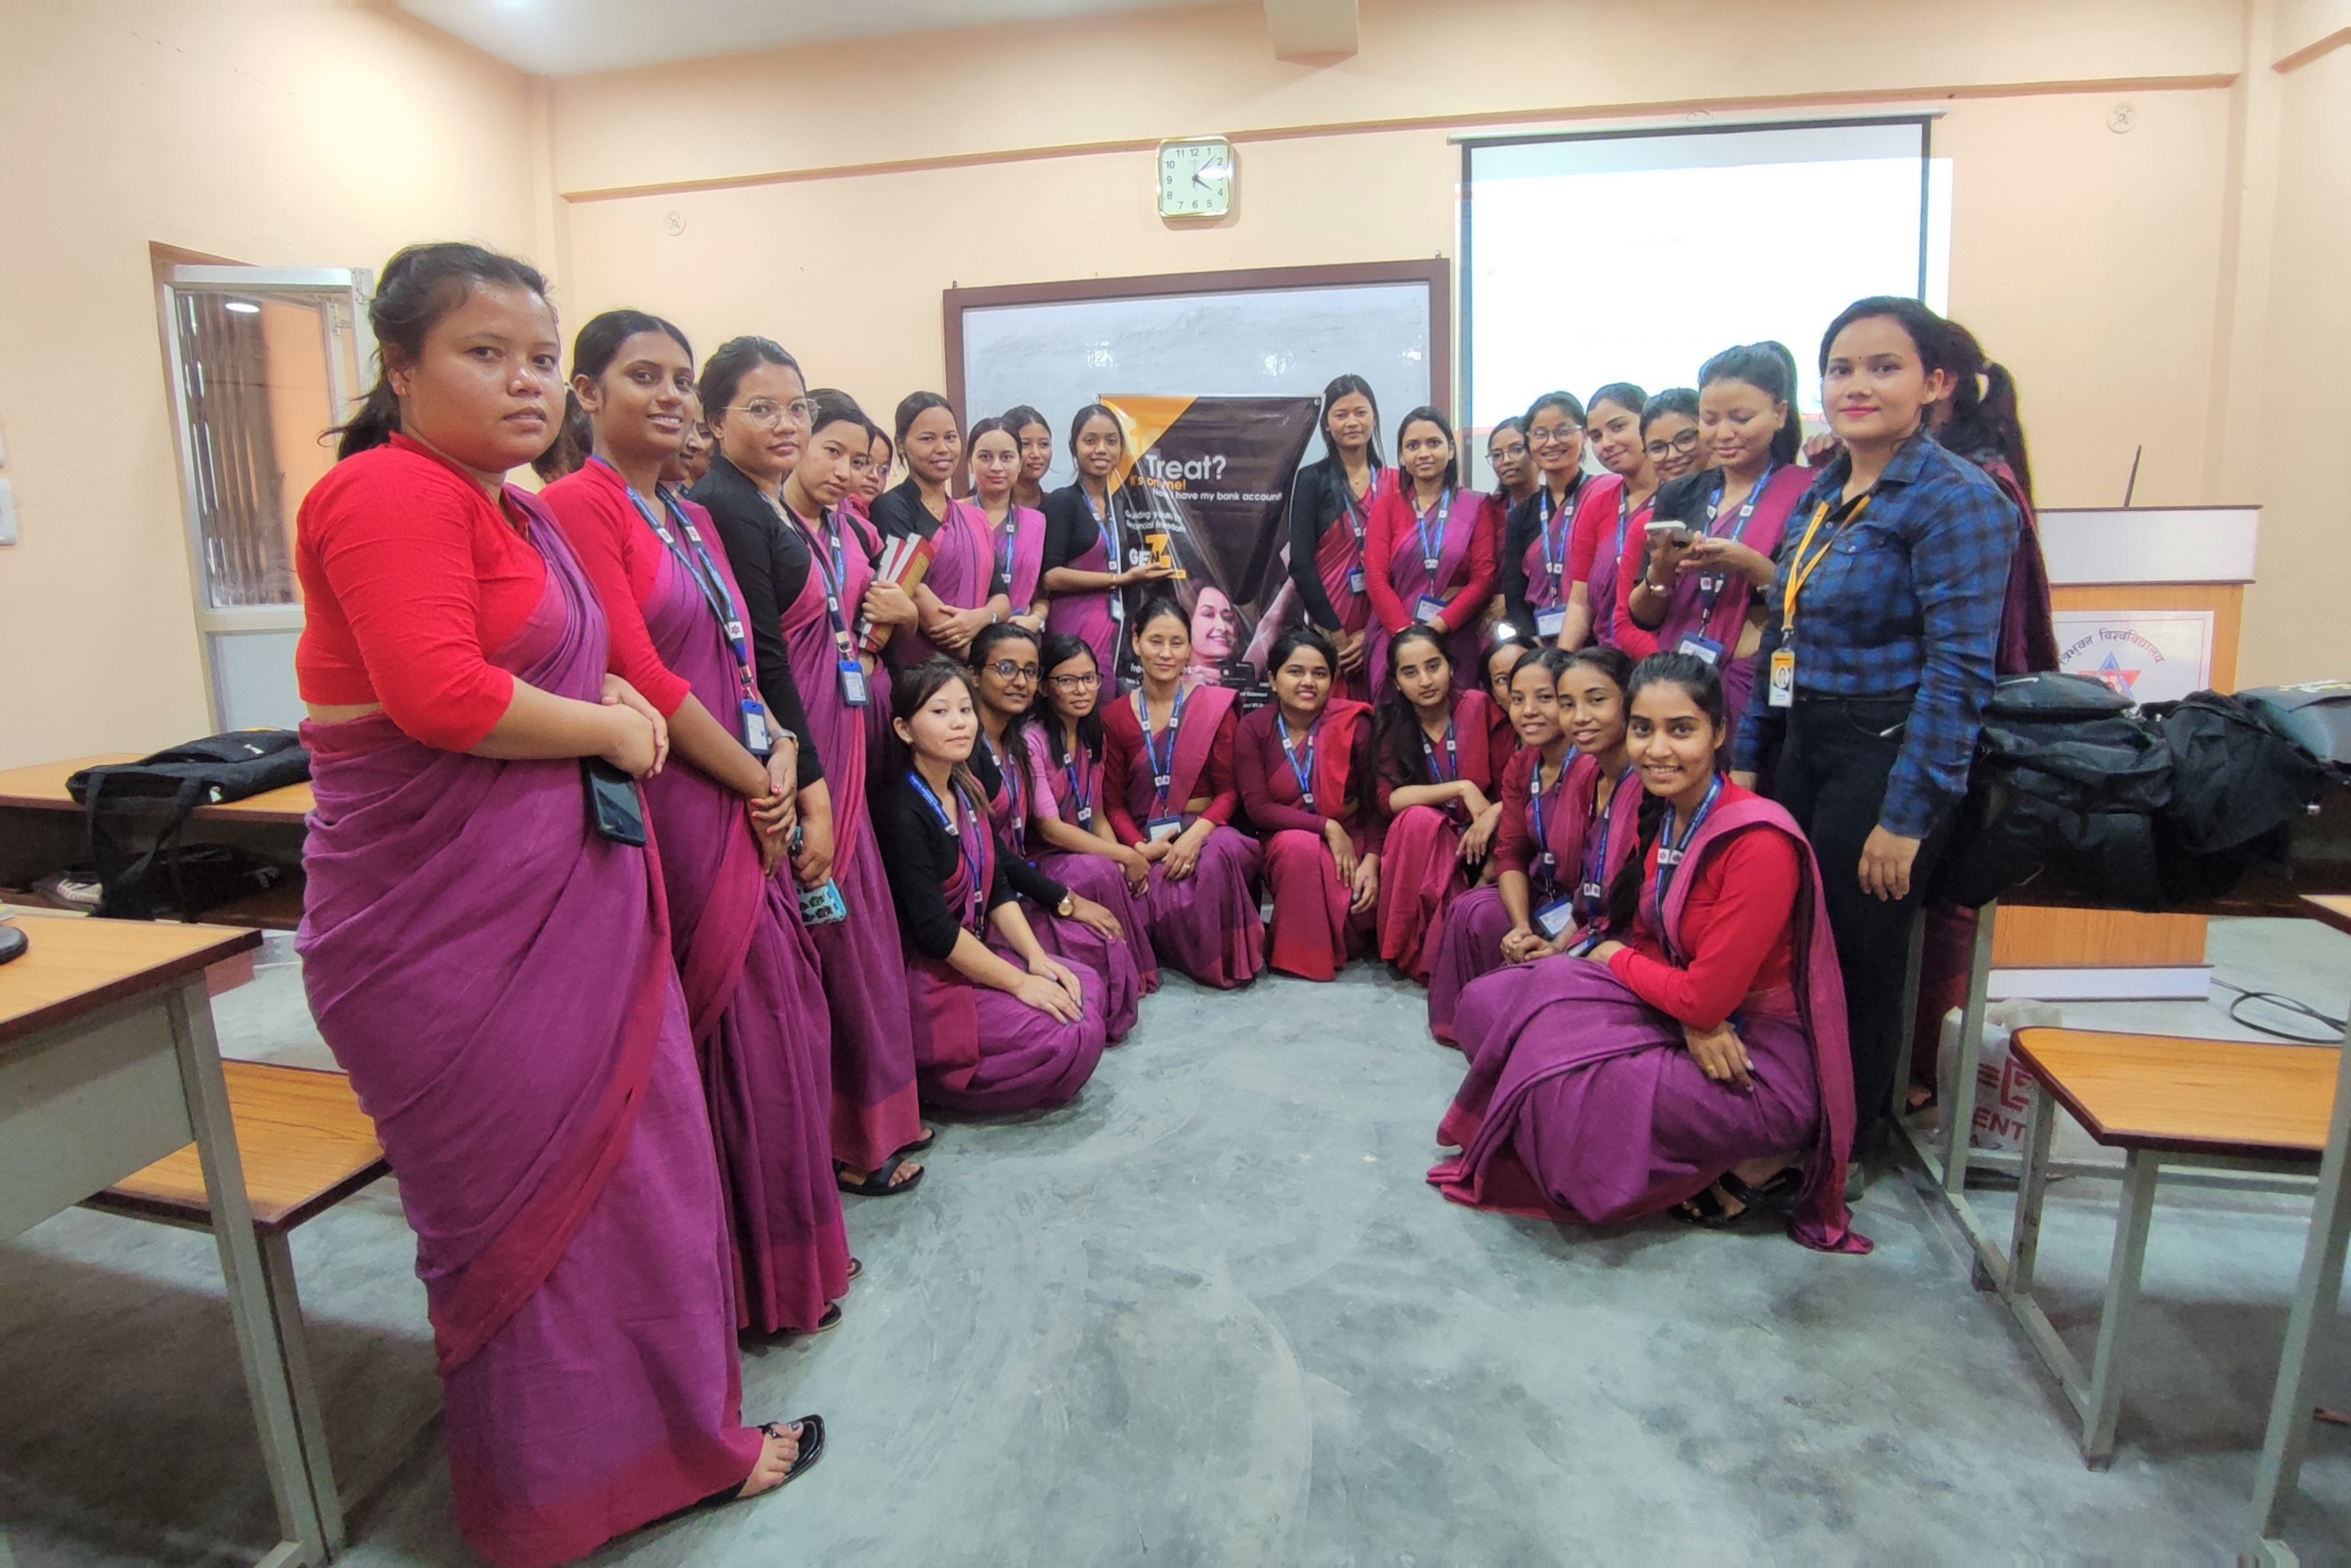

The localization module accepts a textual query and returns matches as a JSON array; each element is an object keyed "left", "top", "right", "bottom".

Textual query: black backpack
[
  {"left": 66, "top": 731, "right": 310, "bottom": 921},
  {"left": 2240, "top": 682, "right": 2351, "bottom": 781},
  {"left": 1935, "top": 672, "right": 2173, "bottom": 911},
  {"left": 2149, "top": 691, "right": 2328, "bottom": 900}
]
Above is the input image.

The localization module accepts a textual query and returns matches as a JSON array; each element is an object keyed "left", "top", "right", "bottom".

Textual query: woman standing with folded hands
[{"left": 1364, "top": 406, "right": 1497, "bottom": 693}]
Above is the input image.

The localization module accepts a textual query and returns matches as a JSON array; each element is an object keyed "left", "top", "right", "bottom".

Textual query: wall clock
[{"left": 1157, "top": 137, "right": 1234, "bottom": 220}]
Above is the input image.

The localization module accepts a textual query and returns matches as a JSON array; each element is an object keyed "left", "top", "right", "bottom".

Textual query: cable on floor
[{"left": 2210, "top": 975, "right": 2347, "bottom": 1044}]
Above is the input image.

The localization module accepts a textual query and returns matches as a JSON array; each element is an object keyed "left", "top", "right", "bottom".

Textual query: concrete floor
[{"left": 6, "top": 918, "right": 2351, "bottom": 1564}]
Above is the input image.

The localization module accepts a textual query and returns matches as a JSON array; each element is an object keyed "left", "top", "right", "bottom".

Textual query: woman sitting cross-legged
[
  {"left": 873, "top": 657, "right": 1108, "bottom": 1113},
  {"left": 1430, "top": 653, "right": 1869, "bottom": 1251},
  {"left": 1235, "top": 626, "right": 1382, "bottom": 982},
  {"left": 1025, "top": 632, "right": 1163, "bottom": 1001},
  {"left": 1371, "top": 624, "right": 1505, "bottom": 985}
]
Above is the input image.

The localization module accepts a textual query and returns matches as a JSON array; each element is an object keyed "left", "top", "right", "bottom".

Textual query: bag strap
[{"left": 84, "top": 771, "right": 211, "bottom": 920}]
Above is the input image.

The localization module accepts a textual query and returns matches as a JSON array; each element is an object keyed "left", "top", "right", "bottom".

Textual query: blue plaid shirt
[{"left": 1734, "top": 435, "right": 2017, "bottom": 838}]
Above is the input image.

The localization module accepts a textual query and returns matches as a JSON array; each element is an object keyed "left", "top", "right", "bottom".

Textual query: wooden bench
[
  {"left": 82, "top": 1059, "right": 397, "bottom": 1557},
  {"left": 2002, "top": 1027, "right": 2337, "bottom": 1468}
]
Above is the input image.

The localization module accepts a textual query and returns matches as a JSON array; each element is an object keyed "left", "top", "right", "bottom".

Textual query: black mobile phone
[
  {"left": 0, "top": 923, "right": 25, "bottom": 966},
  {"left": 582, "top": 759, "right": 648, "bottom": 847}
]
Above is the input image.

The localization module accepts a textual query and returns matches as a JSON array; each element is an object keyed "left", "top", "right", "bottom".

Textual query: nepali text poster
[{"left": 2052, "top": 609, "right": 2215, "bottom": 705}]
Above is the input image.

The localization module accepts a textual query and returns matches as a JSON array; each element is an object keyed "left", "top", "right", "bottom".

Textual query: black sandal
[
  {"left": 1719, "top": 1165, "right": 1803, "bottom": 1211},
  {"left": 837, "top": 1154, "right": 924, "bottom": 1198},
  {"left": 1670, "top": 1185, "right": 1744, "bottom": 1228},
  {"left": 697, "top": 1415, "right": 826, "bottom": 1508},
  {"left": 899, "top": 1127, "right": 938, "bottom": 1153},
  {"left": 845, "top": 1257, "right": 862, "bottom": 1283}
]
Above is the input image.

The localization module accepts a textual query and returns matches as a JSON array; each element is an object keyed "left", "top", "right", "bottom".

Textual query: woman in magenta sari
[
  {"left": 1432, "top": 654, "right": 1868, "bottom": 1252},
  {"left": 1283, "top": 374, "right": 1387, "bottom": 701},
  {"left": 965, "top": 622, "right": 1148, "bottom": 1039},
  {"left": 1236, "top": 627, "right": 1382, "bottom": 982},
  {"left": 1099, "top": 597, "right": 1265, "bottom": 987},
  {"left": 1026, "top": 632, "right": 1163, "bottom": 997},
  {"left": 1363, "top": 406, "right": 1498, "bottom": 695},
  {"left": 1606, "top": 390, "right": 1704, "bottom": 661},
  {"left": 877, "top": 659, "right": 1109, "bottom": 1110},
  {"left": 1371, "top": 626, "right": 1504, "bottom": 985},
  {"left": 1042, "top": 403, "right": 1176, "bottom": 690},
  {"left": 873, "top": 392, "right": 1010, "bottom": 666},
  {"left": 1496, "top": 392, "right": 1586, "bottom": 647},
  {"left": 1621, "top": 343, "right": 1811, "bottom": 744},
  {"left": 543, "top": 312, "right": 850, "bottom": 1338},
  {"left": 1427, "top": 647, "right": 1638, "bottom": 1043},
  {"left": 967, "top": 416, "right": 1048, "bottom": 629},
  {"left": 1570, "top": 383, "right": 1658, "bottom": 652},
  {"left": 1003, "top": 403, "right": 1055, "bottom": 515},
  {"left": 294, "top": 245, "right": 814, "bottom": 1567},
  {"left": 695, "top": 373, "right": 932, "bottom": 1201}
]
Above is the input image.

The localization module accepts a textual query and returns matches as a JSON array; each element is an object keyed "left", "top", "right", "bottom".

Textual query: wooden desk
[
  {"left": 0, "top": 754, "right": 311, "bottom": 929},
  {"left": 0, "top": 911, "right": 328, "bottom": 1564},
  {"left": 2013, "top": 1031, "right": 2334, "bottom": 1160}
]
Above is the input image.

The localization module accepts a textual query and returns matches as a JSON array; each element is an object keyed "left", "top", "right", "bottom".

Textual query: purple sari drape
[
  {"left": 1024, "top": 723, "right": 1161, "bottom": 1003},
  {"left": 894, "top": 497, "right": 995, "bottom": 667},
  {"left": 1117, "top": 683, "right": 1264, "bottom": 988},
  {"left": 1045, "top": 495, "right": 1122, "bottom": 694},
  {"left": 982, "top": 728, "right": 1145, "bottom": 1038},
  {"left": 1430, "top": 792, "right": 1868, "bottom": 1254},
  {"left": 1371, "top": 492, "right": 1481, "bottom": 695},
  {"left": 629, "top": 490, "right": 848, "bottom": 1335},
  {"left": 783, "top": 504, "right": 926, "bottom": 1174},
  {"left": 995, "top": 503, "right": 1047, "bottom": 616},
  {"left": 1651, "top": 466, "right": 1808, "bottom": 736},
  {"left": 299, "top": 492, "right": 756, "bottom": 1566},
  {"left": 1315, "top": 471, "right": 1379, "bottom": 704},
  {"left": 903, "top": 777, "right": 1108, "bottom": 1112}
]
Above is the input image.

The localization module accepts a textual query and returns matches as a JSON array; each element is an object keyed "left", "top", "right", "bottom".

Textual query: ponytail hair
[
  {"left": 1599, "top": 652, "right": 1728, "bottom": 937},
  {"left": 553, "top": 309, "right": 693, "bottom": 479},
  {"left": 698, "top": 337, "right": 799, "bottom": 425},
  {"left": 333, "top": 242, "right": 551, "bottom": 461},
  {"left": 1698, "top": 341, "right": 1803, "bottom": 466},
  {"left": 1933, "top": 318, "right": 2035, "bottom": 503},
  {"left": 895, "top": 390, "right": 956, "bottom": 448}
]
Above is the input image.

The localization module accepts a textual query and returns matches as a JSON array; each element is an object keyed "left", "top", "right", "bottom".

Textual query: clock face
[{"left": 1158, "top": 139, "right": 1233, "bottom": 220}]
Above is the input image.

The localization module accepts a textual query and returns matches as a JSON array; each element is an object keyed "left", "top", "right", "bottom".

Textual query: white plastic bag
[{"left": 1935, "top": 997, "right": 2065, "bottom": 1152}]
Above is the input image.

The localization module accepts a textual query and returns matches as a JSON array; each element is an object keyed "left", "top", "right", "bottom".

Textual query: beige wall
[{"left": 0, "top": 1, "right": 538, "bottom": 768}]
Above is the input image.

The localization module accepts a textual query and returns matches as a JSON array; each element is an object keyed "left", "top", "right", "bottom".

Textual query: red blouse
[
  {"left": 1566, "top": 473, "right": 1623, "bottom": 585},
  {"left": 1363, "top": 485, "right": 1497, "bottom": 634},
  {"left": 1610, "top": 519, "right": 1661, "bottom": 659},
  {"left": 1099, "top": 695, "right": 1241, "bottom": 845},
  {"left": 1605, "top": 819, "right": 1799, "bottom": 1028},
  {"left": 538, "top": 461, "right": 693, "bottom": 718}
]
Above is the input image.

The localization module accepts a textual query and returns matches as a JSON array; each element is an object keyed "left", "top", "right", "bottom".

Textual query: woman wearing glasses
[
  {"left": 1485, "top": 417, "right": 1538, "bottom": 524},
  {"left": 1569, "top": 383, "right": 1657, "bottom": 653},
  {"left": 966, "top": 416, "right": 1048, "bottom": 630},
  {"left": 962, "top": 624, "right": 1147, "bottom": 1039},
  {"left": 1026, "top": 632, "right": 1162, "bottom": 996},
  {"left": 1236, "top": 626, "right": 1381, "bottom": 981},
  {"left": 1496, "top": 391, "right": 1587, "bottom": 648},
  {"left": 1604, "top": 389, "right": 1706, "bottom": 659},
  {"left": 1284, "top": 374, "right": 1386, "bottom": 701},
  {"left": 1363, "top": 406, "right": 1498, "bottom": 695},
  {"left": 545, "top": 311, "right": 850, "bottom": 1340},
  {"left": 698, "top": 375, "right": 932, "bottom": 1201},
  {"left": 873, "top": 392, "right": 1010, "bottom": 665},
  {"left": 1042, "top": 403, "right": 1177, "bottom": 692}
]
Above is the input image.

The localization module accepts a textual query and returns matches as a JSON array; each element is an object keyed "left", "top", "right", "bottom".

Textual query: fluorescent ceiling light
[{"left": 223, "top": 300, "right": 262, "bottom": 314}]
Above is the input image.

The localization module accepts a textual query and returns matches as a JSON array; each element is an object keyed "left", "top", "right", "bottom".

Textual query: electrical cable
[{"left": 2210, "top": 975, "right": 2347, "bottom": 1044}]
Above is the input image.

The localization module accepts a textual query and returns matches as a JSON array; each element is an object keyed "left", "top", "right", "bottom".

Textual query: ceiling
[{"left": 395, "top": 0, "right": 1234, "bottom": 77}]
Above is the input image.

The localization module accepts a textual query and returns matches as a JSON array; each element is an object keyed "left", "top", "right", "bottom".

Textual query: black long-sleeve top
[
  {"left": 1496, "top": 473, "right": 1585, "bottom": 640},
  {"left": 872, "top": 769, "right": 1020, "bottom": 961},
  {"left": 873, "top": 478, "right": 1010, "bottom": 599},
  {"left": 1284, "top": 459, "right": 1358, "bottom": 630},
  {"left": 1040, "top": 482, "right": 1115, "bottom": 573},
  {"left": 682, "top": 454, "right": 823, "bottom": 789}
]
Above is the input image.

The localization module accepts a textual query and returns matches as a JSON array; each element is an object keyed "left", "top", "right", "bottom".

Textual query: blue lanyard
[
  {"left": 993, "top": 506, "right": 1020, "bottom": 587},
  {"left": 1527, "top": 753, "right": 1567, "bottom": 892},
  {"left": 1087, "top": 487, "right": 1122, "bottom": 573},
  {"left": 797, "top": 505, "right": 859, "bottom": 649},
  {"left": 1653, "top": 775, "right": 1725, "bottom": 957},
  {"left": 603, "top": 461, "right": 764, "bottom": 726},
  {"left": 1062, "top": 737, "right": 1094, "bottom": 821},
  {"left": 1341, "top": 465, "right": 1380, "bottom": 547},
  {"left": 1537, "top": 478, "right": 1577, "bottom": 580},
  {"left": 1691, "top": 463, "right": 1776, "bottom": 616},
  {"left": 908, "top": 770, "right": 987, "bottom": 931},
  {"left": 986, "top": 733, "right": 1026, "bottom": 852},
  {"left": 1414, "top": 489, "right": 1455, "bottom": 576},
  {"left": 1575, "top": 762, "right": 1632, "bottom": 920},
  {"left": 1280, "top": 716, "right": 1322, "bottom": 812},
  {"left": 1135, "top": 685, "right": 1188, "bottom": 807},
  {"left": 1420, "top": 717, "right": 1458, "bottom": 784}
]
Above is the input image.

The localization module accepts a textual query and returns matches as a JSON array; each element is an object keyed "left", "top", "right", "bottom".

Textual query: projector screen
[{"left": 1463, "top": 118, "right": 1944, "bottom": 470}]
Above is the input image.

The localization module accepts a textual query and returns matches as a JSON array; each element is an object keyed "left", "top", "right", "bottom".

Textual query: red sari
[
  {"left": 1364, "top": 484, "right": 1498, "bottom": 693},
  {"left": 1373, "top": 687, "right": 1502, "bottom": 984},
  {"left": 1236, "top": 698, "right": 1382, "bottom": 981}
]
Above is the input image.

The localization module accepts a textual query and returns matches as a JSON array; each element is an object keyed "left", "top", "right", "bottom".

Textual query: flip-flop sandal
[
  {"left": 699, "top": 1415, "right": 826, "bottom": 1508},
  {"left": 899, "top": 1128, "right": 938, "bottom": 1153},
  {"left": 837, "top": 1154, "right": 924, "bottom": 1198},
  {"left": 1719, "top": 1165, "right": 1804, "bottom": 1211},
  {"left": 802, "top": 1302, "right": 843, "bottom": 1335},
  {"left": 1669, "top": 1183, "right": 1750, "bottom": 1229},
  {"left": 845, "top": 1257, "right": 862, "bottom": 1283}
]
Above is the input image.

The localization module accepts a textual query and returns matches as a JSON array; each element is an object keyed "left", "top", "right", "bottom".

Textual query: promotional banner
[{"left": 1100, "top": 394, "right": 1323, "bottom": 701}]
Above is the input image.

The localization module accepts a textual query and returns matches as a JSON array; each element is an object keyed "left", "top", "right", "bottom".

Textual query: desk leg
[
  {"left": 2008, "top": 1082, "right": 2060, "bottom": 1302},
  {"left": 1890, "top": 909, "right": 1928, "bottom": 1131},
  {"left": 2081, "top": 1149, "right": 2158, "bottom": 1470},
  {"left": 1943, "top": 900, "right": 1999, "bottom": 1198},
  {"left": 166, "top": 980, "right": 329, "bottom": 1564},
  {"left": 2248, "top": 1003, "right": 2351, "bottom": 1562}
]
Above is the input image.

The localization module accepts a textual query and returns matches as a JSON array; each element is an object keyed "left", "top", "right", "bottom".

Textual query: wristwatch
[{"left": 1056, "top": 892, "right": 1076, "bottom": 918}]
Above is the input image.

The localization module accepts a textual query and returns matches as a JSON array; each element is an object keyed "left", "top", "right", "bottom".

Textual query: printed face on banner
[
  {"left": 2052, "top": 609, "right": 2215, "bottom": 706},
  {"left": 1101, "top": 394, "right": 1325, "bottom": 703}
]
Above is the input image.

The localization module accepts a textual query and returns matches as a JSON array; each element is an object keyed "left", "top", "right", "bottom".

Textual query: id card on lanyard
[
  {"left": 909, "top": 770, "right": 988, "bottom": 931},
  {"left": 1136, "top": 685, "right": 1188, "bottom": 840},
  {"left": 610, "top": 464, "right": 771, "bottom": 756},
  {"left": 1676, "top": 463, "right": 1775, "bottom": 669},
  {"left": 1341, "top": 466, "right": 1378, "bottom": 594},
  {"left": 1063, "top": 743, "right": 1095, "bottom": 830},
  {"left": 1280, "top": 717, "right": 1321, "bottom": 814},
  {"left": 1772, "top": 490, "right": 1870, "bottom": 708},
  {"left": 805, "top": 505, "right": 871, "bottom": 708},
  {"left": 987, "top": 733, "right": 1027, "bottom": 855},
  {"left": 1420, "top": 718, "right": 1458, "bottom": 786},
  {"left": 1413, "top": 489, "right": 1455, "bottom": 625},
  {"left": 1527, "top": 758, "right": 1575, "bottom": 937},
  {"left": 1090, "top": 489, "right": 1126, "bottom": 623},
  {"left": 1574, "top": 764, "right": 1628, "bottom": 920},
  {"left": 1534, "top": 484, "right": 1572, "bottom": 639},
  {"left": 1653, "top": 775, "right": 1724, "bottom": 962}
]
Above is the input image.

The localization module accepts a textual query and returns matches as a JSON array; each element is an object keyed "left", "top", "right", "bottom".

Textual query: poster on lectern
[
  {"left": 2052, "top": 609, "right": 2215, "bottom": 708},
  {"left": 1100, "top": 394, "right": 1321, "bottom": 703}
]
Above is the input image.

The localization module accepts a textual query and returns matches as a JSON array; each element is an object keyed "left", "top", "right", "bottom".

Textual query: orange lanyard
[{"left": 1782, "top": 492, "right": 1869, "bottom": 637}]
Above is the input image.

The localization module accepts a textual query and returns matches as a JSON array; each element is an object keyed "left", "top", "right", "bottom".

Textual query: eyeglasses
[
  {"left": 1049, "top": 672, "right": 1102, "bottom": 690},
  {"left": 724, "top": 398, "right": 815, "bottom": 428},
  {"left": 1644, "top": 428, "right": 1702, "bottom": 458},
  {"left": 986, "top": 660, "right": 1043, "bottom": 682},
  {"left": 1528, "top": 425, "right": 1580, "bottom": 448},
  {"left": 1488, "top": 441, "right": 1529, "bottom": 461}
]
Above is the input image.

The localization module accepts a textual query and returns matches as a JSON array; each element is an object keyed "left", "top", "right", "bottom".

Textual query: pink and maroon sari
[
  {"left": 615, "top": 479, "right": 849, "bottom": 1335},
  {"left": 893, "top": 497, "right": 995, "bottom": 667},
  {"left": 992, "top": 502, "right": 1047, "bottom": 617},
  {"left": 1426, "top": 748, "right": 1639, "bottom": 1046},
  {"left": 1649, "top": 465, "right": 1809, "bottom": 737},
  {"left": 1371, "top": 491, "right": 1487, "bottom": 695},
  {"left": 1315, "top": 468, "right": 1383, "bottom": 703},
  {"left": 902, "top": 775, "right": 1109, "bottom": 1112},
  {"left": 1375, "top": 687, "right": 1502, "bottom": 985},
  {"left": 299, "top": 494, "right": 759, "bottom": 1567},
  {"left": 1026, "top": 724, "right": 1161, "bottom": 1001},
  {"left": 1045, "top": 491, "right": 1123, "bottom": 693},
  {"left": 982, "top": 728, "right": 1146, "bottom": 1039},
  {"left": 1247, "top": 698, "right": 1377, "bottom": 982},
  {"left": 1430, "top": 789, "right": 1868, "bottom": 1254},
  {"left": 784, "top": 503, "right": 926, "bottom": 1175},
  {"left": 1109, "top": 684, "right": 1264, "bottom": 988},
  {"left": 1579, "top": 475, "right": 1647, "bottom": 651}
]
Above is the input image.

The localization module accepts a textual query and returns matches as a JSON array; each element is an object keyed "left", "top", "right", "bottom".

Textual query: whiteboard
[{"left": 955, "top": 275, "right": 1438, "bottom": 492}]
